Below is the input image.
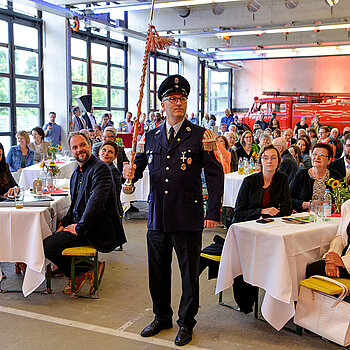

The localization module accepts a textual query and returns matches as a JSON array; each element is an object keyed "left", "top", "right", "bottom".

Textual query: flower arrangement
[
  {"left": 327, "top": 178, "right": 350, "bottom": 213},
  {"left": 251, "top": 144, "right": 260, "bottom": 160},
  {"left": 115, "top": 138, "right": 124, "bottom": 147},
  {"left": 40, "top": 160, "right": 61, "bottom": 177},
  {"left": 49, "top": 144, "right": 62, "bottom": 161}
]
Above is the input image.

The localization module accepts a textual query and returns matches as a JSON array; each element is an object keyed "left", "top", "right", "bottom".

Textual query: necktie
[{"left": 168, "top": 127, "right": 175, "bottom": 145}]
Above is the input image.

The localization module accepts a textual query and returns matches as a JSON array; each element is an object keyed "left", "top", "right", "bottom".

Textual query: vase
[
  {"left": 334, "top": 197, "right": 343, "bottom": 214},
  {"left": 46, "top": 172, "right": 55, "bottom": 193},
  {"left": 52, "top": 153, "right": 56, "bottom": 161}
]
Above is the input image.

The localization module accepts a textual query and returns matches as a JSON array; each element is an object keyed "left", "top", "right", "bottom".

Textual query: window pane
[
  {"left": 157, "top": 59, "right": 167, "bottom": 74},
  {"left": 72, "top": 84, "right": 87, "bottom": 105},
  {"left": 150, "top": 56, "right": 155, "bottom": 72},
  {"left": 0, "top": 107, "right": 10, "bottom": 132},
  {"left": 92, "top": 63, "right": 107, "bottom": 85},
  {"left": 210, "top": 84, "right": 228, "bottom": 98},
  {"left": 13, "top": 3, "right": 38, "bottom": 16},
  {"left": 110, "top": 32, "right": 125, "bottom": 42},
  {"left": 0, "top": 47, "right": 9, "bottom": 73},
  {"left": 71, "top": 38, "right": 87, "bottom": 59},
  {"left": 156, "top": 98, "right": 161, "bottom": 110},
  {"left": 110, "top": 47, "right": 124, "bottom": 65},
  {"left": 91, "top": 43, "right": 107, "bottom": 63},
  {"left": 111, "top": 89, "right": 124, "bottom": 108},
  {"left": 91, "top": 28, "right": 107, "bottom": 37},
  {"left": 71, "top": 59, "right": 87, "bottom": 82},
  {"left": 111, "top": 67, "right": 124, "bottom": 86},
  {"left": 0, "top": 77, "right": 9, "bottom": 102},
  {"left": 169, "top": 61, "right": 178, "bottom": 75},
  {"left": 111, "top": 111, "right": 124, "bottom": 125},
  {"left": 0, "top": 0, "right": 7, "bottom": 9},
  {"left": 156, "top": 74, "right": 165, "bottom": 91},
  {"left": 16, "top": 107, "right": 40, "bottom": 131},
  {"left": 15, "top": 50, "right": 38, "bottom": 76},
  {"left": 0, "top": 20, "right": 8, "bottom": 44},
  {"left": 92, "top": 86, "right": 107, "bottom": 107},
  {"left": 150, "top": 73, "right": 154, "bottom": 91},
  {"left": 211, "top": 71, "right": 228, "bottom": 83},
  {"left": 16, "top": 79, "right": 39, "bottom": 104},
  {"left": 210, "top": 98, "right": 228, "bottom": 112},
  {"left": 0, "top": 136, "right": 11, "bottom": 154},
  {"left": 14, "top": 24, "right": 38, "bottom": 49},
  {"left": 149, "top": 93, "right": 154, "bottom": 110}
]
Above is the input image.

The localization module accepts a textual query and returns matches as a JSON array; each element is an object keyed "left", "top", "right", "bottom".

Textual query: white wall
[
  {"left": 42, "top": 13, "right": 70, "bottom": 149},
  {"left": 233, "top": 55, "right": 350, "bottom": 110}
]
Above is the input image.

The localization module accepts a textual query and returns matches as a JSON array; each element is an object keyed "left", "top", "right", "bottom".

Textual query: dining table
[
  {"left": 16, "top": 159, "right": 77, "bottom": 190},
  {"left": 215, "top": 215, "right": 341, "bottom": 331},
  {"left": 222, "top": 171, "right": 247, "bottom": 207},
  {"left": 0, "top": 190, "right": 70, "bottom": 297}
]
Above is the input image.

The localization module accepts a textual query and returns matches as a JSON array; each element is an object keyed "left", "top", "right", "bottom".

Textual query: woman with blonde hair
[{"left": 6, "top": 131, "right": 34, "bottom": 172}]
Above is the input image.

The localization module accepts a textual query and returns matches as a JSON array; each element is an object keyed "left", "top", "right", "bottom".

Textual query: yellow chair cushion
[
  {"left": 200, "top": 253, "right": 221, "bottom": 262},
  {"left": 300, "top": 277, "right": 350, "bottom": 295},
  {"left": 62, "top": 246, "right": 97, "bottom": 257}
]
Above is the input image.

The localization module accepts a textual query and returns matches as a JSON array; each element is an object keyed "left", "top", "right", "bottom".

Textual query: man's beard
[{"left": 75, "top": 151, "right": 90, "bottom": 164}]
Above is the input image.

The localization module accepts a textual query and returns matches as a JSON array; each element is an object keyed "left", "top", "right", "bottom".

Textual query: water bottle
[
  {"left": 238, "top": 157, "right": 243, "bottom": 175},
  {"left": 322, "top": 189, "right": 332, "bottom": 221},
  {"left": 249, "top": 158, "right": 254, "bottom": 174},
  {"left": 243, "top": 158, "right": 249, "bottom": 175}
]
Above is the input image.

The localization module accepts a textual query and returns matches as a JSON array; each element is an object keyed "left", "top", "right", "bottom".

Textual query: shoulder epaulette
[{"left": 202, "top": 128, "right": 217, "bottom": 152}]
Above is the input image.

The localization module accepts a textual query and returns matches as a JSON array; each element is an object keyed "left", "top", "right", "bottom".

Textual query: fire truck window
[{"left": 272, "top": 103, "right": 286, "bottom": 113}]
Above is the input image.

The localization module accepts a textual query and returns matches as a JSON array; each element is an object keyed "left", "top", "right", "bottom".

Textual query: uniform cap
[{"left": 158, "top": 75, "right": 190, "bottom": 101}]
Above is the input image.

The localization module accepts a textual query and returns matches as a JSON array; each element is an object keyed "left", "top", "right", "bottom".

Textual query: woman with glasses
[
  {"left": 236, "top": 130, "right": 256, "bottom": 160},
  {"left": 290, "top": 143, "right": 342, "bottom": 212},
  {"left": 232, "top": 144, "right": 292, "bottom": 313}
]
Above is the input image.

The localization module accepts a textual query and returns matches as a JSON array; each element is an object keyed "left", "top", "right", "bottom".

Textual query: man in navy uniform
[{"left": 123, "top": 75, "right": 224, "bottom": 346}]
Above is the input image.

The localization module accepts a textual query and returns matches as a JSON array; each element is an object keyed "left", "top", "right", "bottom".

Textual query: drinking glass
[{"left": 14, "top": 186, "right": 25, "bottom": 209}]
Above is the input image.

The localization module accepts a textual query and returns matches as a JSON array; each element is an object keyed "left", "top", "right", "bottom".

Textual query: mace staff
[{"left": 123, "top": 0, "right": 173, "bottom": 194}]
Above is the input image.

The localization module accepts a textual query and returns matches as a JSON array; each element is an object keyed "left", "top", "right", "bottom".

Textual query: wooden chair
[{"left": 62, "top": 246, "right": 102, "bottom": 298}]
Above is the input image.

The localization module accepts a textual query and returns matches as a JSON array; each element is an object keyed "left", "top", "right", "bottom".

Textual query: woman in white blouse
[{"left": 29, "top": 127, "right": 51, "bottom": 163}]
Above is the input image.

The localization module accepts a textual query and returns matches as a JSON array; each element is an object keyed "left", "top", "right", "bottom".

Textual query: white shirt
[{"left": 166, "top": 119, "right": 185, "bottom": 141}]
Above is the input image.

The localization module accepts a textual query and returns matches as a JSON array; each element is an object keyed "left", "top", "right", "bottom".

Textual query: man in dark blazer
[
  {"left": 123, "top": 75, "right": 224, "bottom": 346},
  {"left": 273, "top": 137, "right": 298, "bottom": 182},
  {"left": 329, "top": 134, "right": 350, "bottom": 178},
  {"left": 44, "top": 131, "right": 126, "bottom": 293}
]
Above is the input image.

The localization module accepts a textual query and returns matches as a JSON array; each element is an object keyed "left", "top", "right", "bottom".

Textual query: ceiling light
[
  {"left": 325, "top": 0, "right": 340, "bottom": 6},
  {"left": 247, "top": 0, "right": 260, "bottom": 13},
  {"left": 285, "top": 0, "right": 298, "bottom": 9}
]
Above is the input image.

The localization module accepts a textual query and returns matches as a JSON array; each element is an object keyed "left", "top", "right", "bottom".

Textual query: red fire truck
[{"left": 242, "top": 92, "right": 350, "bottom": 133}]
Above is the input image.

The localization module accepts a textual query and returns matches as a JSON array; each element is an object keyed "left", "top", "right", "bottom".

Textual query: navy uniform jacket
[
  {"left": 61, "top": 155, "right": 126, "bottom": 252},
  {"left": 133, "top": 119, "right": 224, "bottom": 232}
]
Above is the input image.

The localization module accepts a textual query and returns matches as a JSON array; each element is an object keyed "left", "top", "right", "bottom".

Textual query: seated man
[
  {"left": 44, "top": 131, "right": 126, "bottom": 293},
  {"left": 306, "top": 175, "right": 350, "bottom": 278},
  {"left": 273, "top": 137, "right": 298, "bottom": 182}
]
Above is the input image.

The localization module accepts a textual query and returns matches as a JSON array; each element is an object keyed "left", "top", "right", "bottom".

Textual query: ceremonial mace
[{"left": 122, "top": 0, "right": 173, "bottom": 194}]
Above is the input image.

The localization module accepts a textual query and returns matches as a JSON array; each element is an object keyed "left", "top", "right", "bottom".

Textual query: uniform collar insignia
[
  {"left": 155, "top": 130, "right": 161, "bottom": 134},
  {"left": 186, "top": 127, "right": 191, "bottom": 131}
]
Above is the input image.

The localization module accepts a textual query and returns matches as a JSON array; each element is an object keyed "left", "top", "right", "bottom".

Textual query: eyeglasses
[
  {"left": 311, "top": 153, "right": 329, "bottom": 159},
  {"left": 164, "top": 96, "right": 188, "bottom": 104}
]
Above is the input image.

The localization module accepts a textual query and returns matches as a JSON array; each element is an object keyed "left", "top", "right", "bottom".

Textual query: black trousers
[
  {"left": 306, "top": 260, "right": 350, "bottom": 278},
  {"left": 147, "top": 230, "right": 202, "bottom": 328},
  {"left": 43, "top": 230, "right": 90, "bottom": 278},
  {"left": 232, "top": 275, "right": 259, "bottom": 314}
]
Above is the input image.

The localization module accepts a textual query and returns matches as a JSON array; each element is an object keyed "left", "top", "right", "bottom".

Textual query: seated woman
[
  {"left": 29, "top": 126, "right": 51, "bottom": 163},
  {"left": 306, "top": 175, "right": 350, "bottom": 279},
  {"left": 290, "top": 143, "right": 342, "bottom": 212},
  {"left": 216, "top": 135, "right": 232, "bottom": 175},
  {"left": 232, "top": 144, "right": 292, "bottom": 312},
  {"left": 288, "top": 145, "right": 302, "bottom": 168},
  {"left": 296, "top": 137, "right": 312, "bottom": 169},
  {"left": 6, "top": 131, "right": 34, "bottom": 172},
  {"left": 236, "top": 130, "right": 257, "bottom": 160},
  {"left": 98, "top": 140, "right": 123, "bottom": 218}
]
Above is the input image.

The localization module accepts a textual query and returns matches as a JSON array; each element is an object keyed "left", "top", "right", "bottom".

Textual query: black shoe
[
  {"left": 127, "top": 204, "right": 139, "bottom": 213},
  {"left": 174, "top": 327, "right": 192, "bottom": 346},
  {"left": 140, "top": 319, "right": 173, "bottom": 337}
]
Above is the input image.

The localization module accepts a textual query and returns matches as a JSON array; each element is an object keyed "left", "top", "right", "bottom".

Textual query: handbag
[{"left": 294, "top": 275, "right": 350, "bottom": 346}]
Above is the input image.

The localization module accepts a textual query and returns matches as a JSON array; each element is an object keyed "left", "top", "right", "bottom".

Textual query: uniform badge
[
  {"left": 187, "top": 157, "right": 192, "bottom": 165},
  {"left": 148, "top": 151, "right": 153, "bottom": 164},
  {"left": 181, "top": 163, "right": 186, "bottom": 171},
  {"left": 175, "top": 77, "right": 179, "bottom": 83},
  {"left": 156, "top": 130, "right": 160, "bottom": 134},
  {"left": 186, "top": 127, "right": 191, "bottom": 131},
  {"left": 177, "top": 138, "right": 181, "bottom": 141}
]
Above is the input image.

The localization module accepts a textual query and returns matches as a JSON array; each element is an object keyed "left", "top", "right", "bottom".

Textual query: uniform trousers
[
  {"left": 147, "top": 230, "right": 202, "bottom": 328},
  {"left": 43, "top": 230, "right": 90, "bottom": 278}
]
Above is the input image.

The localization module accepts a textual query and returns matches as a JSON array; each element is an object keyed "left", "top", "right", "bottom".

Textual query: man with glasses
[
  {"left": 123, "top": 75, "right": 224, "bottom": 346},
  {"left": 273, "top": 137, "right": 298, "bottom": 182},
  {"left": 329, "top": 134, "right": 350, "bottom": 178}
]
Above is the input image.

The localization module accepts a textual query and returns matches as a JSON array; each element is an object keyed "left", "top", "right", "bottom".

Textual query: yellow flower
[
  {"left": 49, "top": 147, "right": 54, "bottom": 151},
  {"left": 40, "top": 162, "right": 45, "bottom": 168},
  {"left": 58, "top": 145, "right": 62, "bottom": 151},
  {"left": 49, "top": 161, "right": 56, "bottom": 166},
  {"left": 331, "top": 180, "right": 340, "bottom": 189}
]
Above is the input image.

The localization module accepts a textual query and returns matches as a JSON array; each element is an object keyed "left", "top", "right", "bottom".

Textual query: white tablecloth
[
  {"left": 222, "top": 172, "right": 246, "bottom": 207},
  {"left": 18, "top": 160, "right": 77, "bottom": 190},
  {"left": 121, "top": 169, "right": 150, "bottom": 206},
  {"left": 216, "top": 216, "right": 341, "bottom": 330},
  {"left": 0, "top": 193, "right": 70, "bottom": 296}
]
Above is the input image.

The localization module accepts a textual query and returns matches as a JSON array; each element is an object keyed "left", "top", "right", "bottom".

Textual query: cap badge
[{"left": 186, "top": 127, "right": 191, "bottom": 131}]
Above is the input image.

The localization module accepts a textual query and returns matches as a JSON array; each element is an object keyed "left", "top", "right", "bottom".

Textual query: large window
[
  {"left": 71, "top": 31, "right": 127, "bottom": 126},
  {"left": 0, "top": 3, "right": 42, "bottom": 150},
  {"left": 149, "top": 50, "right": 180, "bottom": 112}
]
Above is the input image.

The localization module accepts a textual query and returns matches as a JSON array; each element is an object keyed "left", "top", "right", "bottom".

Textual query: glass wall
[{"left": 0, "top": 2, "right": 42, "bottom": 150}]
